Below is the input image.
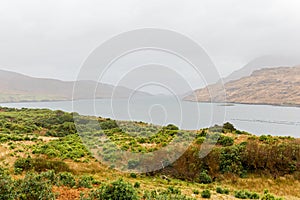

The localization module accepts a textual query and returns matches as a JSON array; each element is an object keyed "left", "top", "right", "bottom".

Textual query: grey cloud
[{"left": 0, "top": 0, "right": 299, "bottom": 81}]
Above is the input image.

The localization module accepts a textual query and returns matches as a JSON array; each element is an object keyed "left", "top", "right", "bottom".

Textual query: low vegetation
[{"left": 0, "top": 107, "right": 298, "bottom": 199}]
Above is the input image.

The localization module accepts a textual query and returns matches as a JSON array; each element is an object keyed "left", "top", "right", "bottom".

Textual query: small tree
[
  {"left": 223, "top": 122, "right": 236, "bottom": 133},
  {"left": 199, "top": 170, "right": 212, "bottom": 184}
]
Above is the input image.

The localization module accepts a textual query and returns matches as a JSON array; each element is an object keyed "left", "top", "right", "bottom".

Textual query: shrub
[
  {"left": 167, "top": 186, "right": 181, "bottom": 194},
  {"left": 261, "top": 190, "right": 283, "bottom": 200},
  {"left": 90, "top": 179, "right": 138, "bottom": 200},
  {"left": 165, "top": 124, "right": 179, "bottom": 130},
  {"left": 199, "top": 170, "right": 212, "bottom": 184},
  {"left": 234, "top": 190, "right": 260, "bottom": 199},
  {"left": 57, "top": 172, "right": 76, "bottom": 187},
  {"left": 201, "top": 190, "right": 211, "bottom": 198},
  {"left": 14, "top": 173, "right": 56, "bottom": 200},
  {"left": 192, "top": 189, "right": 199, "bottom": 195},
  {"left": 39, "top": 170, "right": 56, "bottom": 184},
  {"left": 14, "top": 157, "right": 32, "bottom": 173},
  {"left": 77, "top": 175, "right": 94, "bottom": 188},
  {"left": 99, "top": 119, "right": 118, "bottom": 130},
  {"left": 196, "top": 136, "right": 205, "bottom": 144},
  {"left": 32, "top": 134, "right": 90, "bottom": 161},
  {"left": 218, "top": 135, "right": 234, "bottom": 146},
  {"left": 0, "top": 168, "right": 15, "bottom": 200},
  {"left": 216, "top": 186, "right": 229, "bottom": 194},
  {"left": 223, "top": 122, "right": 236, "bottom": 132},
  {"left": 130, "top": 173, "right": 137, "bottom": 178},
  {"left": 134, "top": 182, "right": 140, "bottom": 188},
  {"left": 220, "top": 145, "right": 244, "bottom": 175}
]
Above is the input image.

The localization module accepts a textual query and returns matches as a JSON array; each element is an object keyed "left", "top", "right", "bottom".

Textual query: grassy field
[{"left": 0, "top": 107, "right": 299, "bottom": 199}]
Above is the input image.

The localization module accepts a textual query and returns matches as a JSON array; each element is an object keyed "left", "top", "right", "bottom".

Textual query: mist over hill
[
  {"left": 0, "top": 69, "right": 151, "bottom": 103},
  {"left": 185, "top": 66, "right": 300, "bottom": 106}
]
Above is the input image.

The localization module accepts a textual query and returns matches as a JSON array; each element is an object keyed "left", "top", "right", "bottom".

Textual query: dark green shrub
[
  {"left": 167, "top": 186, "right": 181, "bottom": 194},
  {"left": 165, "top": 124, "right": 179, "bottom": 130},
  {"left": 134, "top": 182, "right": 140, "bottom": 188},
  {"left": 201, "top": 190, "right": 211, "bottom": 198},
  {"left": 90, "top": 179, "right": 138, "bottom": 200},
  {"left": 220, "top": 145, "right": 244, "bottom": 175},
  {"left": 57, "top": 172, "right": 76, "bottom": 187},
  {"left": 199, "top": 170, "right": 212, "bottom": 184},
  {"left": 130, "top": 172, "right": 137, "bottom": 178},
  {"left": 193, "top": 189, "right": 199, "bottom": 195},
  {"left": 99, "top": 119, "right": 118, "bottom": 130},
  {"left": 218, "top": 135, "right": 234, "bottom": 146},
  {"left": 216, "top": 186, "right": 229, "bottom": 194},
  {"left": 234, "top": 190, "right": 260, "bottom": 199},
  {"left": 77, "top": 175, "right": 94, "bottom": 188},
  {"left": 14, "top": 173, "right": 55, "bottom": 200},
  {"left": 223, "top": 122, "right": 236, "bottom": 132},
  {"left": 14, "top": 157, "right": 32, "bottom": 173},
  {"left": 199, "top": 130, "right": 207, "bottom": 137}
]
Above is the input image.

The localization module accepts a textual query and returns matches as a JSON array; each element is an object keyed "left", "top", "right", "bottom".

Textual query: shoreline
[
  {"left": 183, "top": 99, "right": 300, "bottom": 108},
  {"left": 1, "top": 97, "right": 300, "bottom": 108}
]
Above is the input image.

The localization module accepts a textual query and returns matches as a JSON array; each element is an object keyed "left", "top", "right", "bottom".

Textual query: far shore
[{"left": 1, "top": 97, "right": 300, "bottom": 108}]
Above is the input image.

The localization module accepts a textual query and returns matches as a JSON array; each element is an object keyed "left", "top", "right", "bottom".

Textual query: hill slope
[
  {"left": 0, "top": 107, "right": 298, "bottom": 199},
  {"left": 222, "top": 55, "right": 300, "bottom": 83},
  {"left": 0, "top": 69, "right": 150, "bottom": 103},
  {"left": 185, "top": 66, "right": 300, "bottom": 106}
]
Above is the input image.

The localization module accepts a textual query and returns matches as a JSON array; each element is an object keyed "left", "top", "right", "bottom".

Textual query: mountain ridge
[{"left": 185, "top": 66, "right": 300, "bottom": 106}]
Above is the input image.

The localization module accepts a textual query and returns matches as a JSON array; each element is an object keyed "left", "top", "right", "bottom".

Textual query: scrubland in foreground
[{"left": 0, "top": 107, "right": 299, "bottom": 199}]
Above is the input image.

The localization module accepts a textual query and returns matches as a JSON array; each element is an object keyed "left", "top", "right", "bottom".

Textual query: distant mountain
[
  {"left": 185, "top": 66, "right": 300, "bottom": 106},
  {"left": 221, "top": 55, "right": 300, "bottom": 83},
  {"left": 0, "top": 69, "right": 151, "bottom": 103}
]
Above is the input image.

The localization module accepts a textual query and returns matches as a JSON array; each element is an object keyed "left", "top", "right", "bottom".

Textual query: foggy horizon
[{"left": 1, "top": 0, "right": 300, "bottom": 84}]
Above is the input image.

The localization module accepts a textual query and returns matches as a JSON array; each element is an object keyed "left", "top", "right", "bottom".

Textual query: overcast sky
[{"left": 0, "top": 0, "right": 300, "bottom": 82}]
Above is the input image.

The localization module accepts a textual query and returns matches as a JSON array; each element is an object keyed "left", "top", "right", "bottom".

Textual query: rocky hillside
[{"left": 185, "top": 66, "right": 300, "bottom": 106}]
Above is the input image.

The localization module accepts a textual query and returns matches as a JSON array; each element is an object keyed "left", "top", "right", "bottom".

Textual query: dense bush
[
  {"left": 99, "top": 119, "right": 118, "bottom": 130},
  {"left": 14, "top": 173, "right": 56, "bottom": 200},
  {"left": 223, "top": 122, "right": 236, "bottom": 132},
  {"left": 88, "top": 179, "right": 138, "bottom": 200},
  {"left": 220, "top": 145, "right": 244, "bottom": 175},
  {"left": 0, "top": 168, "right": 15, "bottom": 200},
  {"left": 57, "top": 172, "right": 76, "bottom": 187},
  {"left": 77, "top": 175, "right": 94, "bottom": 188},
  {"left": 14, "top": 157, "right": 32, "bottom": 173},
  {"left": 32, "top": 134, "right": 90, "bottom": 161},
  {"left": 198, "top": 170, "right": 212, "bottom": 184},
  {"left": 216, "top": 186, "right": 230, "bottom": 194},
  {"left": 201, "top": 190, "right": 211, "bottom": 198},
  {"left": 218, "top": 135, "right": 234, "bottom": 146},
  {"left": 241, "top": 140, "right": 300, "bottom": 176},
  {"left": 164, "top": 124, "right": 179, "bottom": 131},
  {"left": 234, "top": 190, "right": 260, "bottom": 199}
]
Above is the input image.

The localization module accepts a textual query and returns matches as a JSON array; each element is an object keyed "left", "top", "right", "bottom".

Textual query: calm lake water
[{"left": 1, "top": 97, "right": 299, "bottom": 137}]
